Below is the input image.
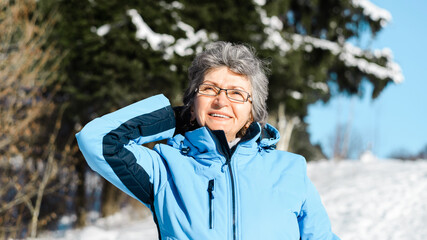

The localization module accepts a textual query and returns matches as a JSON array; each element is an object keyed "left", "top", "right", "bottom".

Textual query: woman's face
[{"left": 192, "top": 66, "right": 252, "bottom": 142}]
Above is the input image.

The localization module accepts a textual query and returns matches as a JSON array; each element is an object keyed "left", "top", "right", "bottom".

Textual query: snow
[
  {"left": 309, "top": 159, "right": 427, "bottom": 240},
  {"left": 351, "top": 0, "right": 392, "bottom": 26},
  {"left": 38, "top": 159, "right": 427, "bottom": 240},
  {"left": 360, "top": 150, "right": 378, "bottom": 162},
  {"left": 126, "top": 9, "right": 175, "bottom": 51},
  {"left": 308, "top": 80, "right": 329, "bottom": 92},
  {"left": 125, "top": 8, "right": 217, "bottom": 59},
  {"left": 288, "top": 33, "right": 404, "bottom": 84},
  {"left": 94, "top": 6, "right": 214, "bottom": 58},
  {"left": 171, "top": 21, "right": 210, "bottom": 56},
  {"left": 289, "top": 90, "right": 303, "bottom": 100},
  {"left": 94, "top": 24, "right": 111, "bottom": 37},
  {"left": 41, "top": 208, "right": 158, "bottom": 240},
  {"left": 257, "top": 3, "right": 403, "bottom": 84},
  {"left": 253, "top": 0, "right": 266, "bottom": 6},
  {"left": 91, "top": 1, "right": 402, "bottom": 83}
]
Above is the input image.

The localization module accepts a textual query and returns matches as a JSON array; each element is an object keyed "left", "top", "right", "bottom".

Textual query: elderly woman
[{"left": 76, "top": 42, "right": 339, "bottom": 240}]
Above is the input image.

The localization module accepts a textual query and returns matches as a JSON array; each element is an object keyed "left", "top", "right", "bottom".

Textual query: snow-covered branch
[
  {"left": 93, "top": 4, "right": 217, "bottom": 60},
  {"left": 126, "top": 8, "right": 216, "bottom": 59},
  {"left": 290, "top": 34, "right": 403, "bottom": 83},
  {"left": 94, "top": 1, "right": 401, "bottom": 83},
  {"left": 351, "top": 0, "right": 392, "bottom": 27},
  {"left": 126, "top": 9, "right": 175, "bottom": 51},
  {"left": 257, "top": 5, "right": 403, "bottom": 83}
]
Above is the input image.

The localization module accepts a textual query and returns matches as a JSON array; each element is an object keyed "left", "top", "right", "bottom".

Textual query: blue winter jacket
[{"left": 76, "top": 94, "right": 340, "bottom": 240}]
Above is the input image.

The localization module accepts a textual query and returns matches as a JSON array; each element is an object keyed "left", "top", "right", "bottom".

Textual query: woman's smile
[{"left": 208, "top": 111, "right": 232, "bottom": 119}]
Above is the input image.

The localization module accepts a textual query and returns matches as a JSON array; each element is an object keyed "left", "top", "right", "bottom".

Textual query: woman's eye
[
  {"left": 202, "top": 86, "right": 215, "bottom": 91},
  {"left": 200, "top": 85, "right": 218, "bottom": 94},
  {"left": 230, "top": 90, "right": 244, "bottom": 97}
]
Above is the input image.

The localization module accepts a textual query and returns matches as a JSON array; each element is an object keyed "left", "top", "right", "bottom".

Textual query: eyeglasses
[{"left": 196, "top": 84, "right": 252, "bottom": 103}]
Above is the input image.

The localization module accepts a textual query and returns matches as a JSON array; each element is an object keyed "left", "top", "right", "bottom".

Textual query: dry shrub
[{"left": 0, "top": 0, "right": 68, "bottom": 238}]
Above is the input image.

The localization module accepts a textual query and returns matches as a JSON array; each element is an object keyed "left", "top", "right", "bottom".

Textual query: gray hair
[{"left": 183, "top": 41, "right": 269, "bottom": 127}]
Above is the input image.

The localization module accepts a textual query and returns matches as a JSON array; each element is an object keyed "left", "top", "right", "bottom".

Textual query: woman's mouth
[{"left": 209, "top": 113, "right": 231, "bottom": 119}]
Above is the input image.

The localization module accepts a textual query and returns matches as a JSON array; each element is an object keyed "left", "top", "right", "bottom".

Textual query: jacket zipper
[
  {"left": 208, "top": 179, "right": 215, "bottom": 229},
  {"left": 227, "top": 160, "right": 237, "bottom": 240},
  {"left": 209, "top": 130, "right": 237, "bottom": 240}
]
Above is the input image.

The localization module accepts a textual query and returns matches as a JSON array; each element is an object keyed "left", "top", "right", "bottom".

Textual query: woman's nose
[{"left": 214, "top": 90, "right": 230, "bottom": 106}]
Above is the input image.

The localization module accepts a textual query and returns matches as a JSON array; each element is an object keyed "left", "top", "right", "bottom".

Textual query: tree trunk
[
  {"left": 101, "top": 180, "right": 121, "bottom": 217},
  {"left": 75, "top": 158, "right": 86, "bottom": 227},
  {"left": 276, "top": 103, "right": 300, "bottom": 151},
  {"left": 30, "top": 104, "right": 64, "bottom": 238}
]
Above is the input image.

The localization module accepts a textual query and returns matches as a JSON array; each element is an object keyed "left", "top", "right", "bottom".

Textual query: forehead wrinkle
[{"left": 202, "top": 79, "right": 251, "bottom": 92}]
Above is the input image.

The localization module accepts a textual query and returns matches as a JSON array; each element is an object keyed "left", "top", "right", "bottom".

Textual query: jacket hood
[{"left": 258, "top": 123, "right": 280, "bottom": 149}]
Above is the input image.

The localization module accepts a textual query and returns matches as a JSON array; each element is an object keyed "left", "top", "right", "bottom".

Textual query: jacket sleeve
[
  {"left": 75, "top": 94, "right": 175, "bottom": 208},
  {"left": 298, "top": 161, "right": 341, "bottom": 240}
]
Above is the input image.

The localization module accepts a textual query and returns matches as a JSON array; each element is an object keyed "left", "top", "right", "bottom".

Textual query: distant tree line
[
  {"left": 1, "top": 0, "right": 403, "bottom": 237},
  {"left": 388, "top": 145, "right": 427, "bottom": 161}
]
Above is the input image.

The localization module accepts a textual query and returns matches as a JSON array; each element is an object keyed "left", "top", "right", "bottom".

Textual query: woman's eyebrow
[
  {"left": 202, "top": 80, "right": 247, "bottom": 91},
  {"left": 201, "top": 80, "right": 217, "bottom": 85}
]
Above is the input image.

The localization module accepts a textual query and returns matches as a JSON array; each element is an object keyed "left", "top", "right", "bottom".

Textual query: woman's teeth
[{"left": 210, "top": 113, "right": 231, "bottom": 118}]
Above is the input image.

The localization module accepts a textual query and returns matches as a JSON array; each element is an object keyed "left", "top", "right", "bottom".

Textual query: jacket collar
[{"left": 168, "top": 122, "right": 280, "bottom": 161}]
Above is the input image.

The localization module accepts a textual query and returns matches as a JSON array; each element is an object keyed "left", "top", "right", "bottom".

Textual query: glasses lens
[
  {"left": 198, "top": 84, "right": 218, "bottom": 96},
  {"left": 227, "top": 89, "right": 247, "bottom": 102}
]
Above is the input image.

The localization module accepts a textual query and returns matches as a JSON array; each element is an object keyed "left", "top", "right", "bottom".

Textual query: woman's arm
[
  {"left": 298, "top": 162, "right": 341, "bottom": 240},
  {"left": 75, "top": 94, "right": 175, "bottom": 208}
]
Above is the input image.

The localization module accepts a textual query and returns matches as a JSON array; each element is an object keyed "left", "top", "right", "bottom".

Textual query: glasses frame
[{"left": 196, "top": 83, "right": 252, "bottom": 103}]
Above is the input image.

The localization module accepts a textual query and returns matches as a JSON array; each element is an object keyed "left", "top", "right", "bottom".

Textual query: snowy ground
[
  {"left": 39, "top": 158, "right": 427, "bottom": 240},
  {"left": 308, "top": 158, "right": 427, "bottom": 240}
]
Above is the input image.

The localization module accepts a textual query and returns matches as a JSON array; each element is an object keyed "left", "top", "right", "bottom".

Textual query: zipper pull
[{"left": 208, "top": 179, "right": 215, "bottom": 229}]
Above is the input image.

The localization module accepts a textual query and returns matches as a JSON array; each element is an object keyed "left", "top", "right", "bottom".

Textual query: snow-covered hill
[
  {"left": 40, "top": 159, "right": 427, "bottom": 240},
  {"left": 309, "top": 159, "right": 427, "bottom": 240}
]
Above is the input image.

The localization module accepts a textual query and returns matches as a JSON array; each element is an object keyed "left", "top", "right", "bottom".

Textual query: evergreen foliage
[{"left": 44, "top": 0, "right": 400, "bottom": 123}]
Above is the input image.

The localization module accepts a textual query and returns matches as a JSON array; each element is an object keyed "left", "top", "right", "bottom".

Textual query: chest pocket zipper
[{"left": 208, "top": 179, "right": 215, "bottom": 229}]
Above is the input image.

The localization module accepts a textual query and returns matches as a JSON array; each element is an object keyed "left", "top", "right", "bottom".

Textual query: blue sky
[{"left": 306, "top": 0, "right": 427, "bottom": 159}]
